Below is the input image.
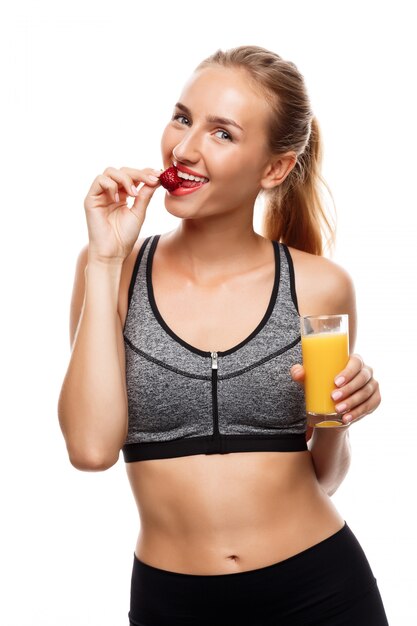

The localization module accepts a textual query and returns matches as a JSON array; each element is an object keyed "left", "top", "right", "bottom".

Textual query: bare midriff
[{"left": 125, "top": 449, "right": 345, "bottom": 575}]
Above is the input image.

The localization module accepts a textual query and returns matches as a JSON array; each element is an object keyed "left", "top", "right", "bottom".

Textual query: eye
[
  {"left": 171, "top": 114, "right": 233, "bottom": 142},
  {"left": 214, "top": 129, "right": 232, "bottom": 142},
  {"left": 172, "top": 114, "right": 190, "bottom": 125}
]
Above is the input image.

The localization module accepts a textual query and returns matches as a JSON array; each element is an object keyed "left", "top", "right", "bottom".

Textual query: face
[{"left": 160, "top": 65, "right": 276, "bottom": 218}]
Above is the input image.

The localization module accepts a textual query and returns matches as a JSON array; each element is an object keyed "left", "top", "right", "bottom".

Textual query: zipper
[
  {"left": 211, "top": 351, "right": 218, "bottom": 370},
  {"left": 210, "top": 351, "right": 220, "bottom": 436}
]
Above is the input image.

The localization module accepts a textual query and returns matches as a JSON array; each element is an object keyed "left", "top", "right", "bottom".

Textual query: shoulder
[{"left": 286, "top": 245, "right": 356, "bottom": 317}]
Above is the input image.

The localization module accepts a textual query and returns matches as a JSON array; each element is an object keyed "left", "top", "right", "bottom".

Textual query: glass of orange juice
[{"left": 300, "top": 314, "right": 349, "bottom": 428}]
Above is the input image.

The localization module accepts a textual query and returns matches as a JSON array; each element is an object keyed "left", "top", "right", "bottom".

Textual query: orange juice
[{"left": 301, "top": 332, "right": 349, "bottom": 415}]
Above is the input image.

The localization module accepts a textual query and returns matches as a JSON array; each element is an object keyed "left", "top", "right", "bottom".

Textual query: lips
[
  {"left": 168, "top": 182, "right": 206, "bottom": 197},
  {"left": 174, "top": 161, "right": 209, "bottom": 181}
]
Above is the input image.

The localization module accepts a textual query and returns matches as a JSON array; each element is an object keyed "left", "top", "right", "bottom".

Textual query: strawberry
[{"left": 159, "top": 166, "right": 182, "bottom": 192}]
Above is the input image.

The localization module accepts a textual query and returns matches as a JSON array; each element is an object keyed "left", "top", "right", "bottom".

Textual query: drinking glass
[{"left": 300, "top": 314, "right": 349, "bottom": 428}]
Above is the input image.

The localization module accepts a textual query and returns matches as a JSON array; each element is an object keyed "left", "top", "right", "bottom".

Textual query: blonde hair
[{"left": 195, "top": 45, "right": 336, "bottom": 256}]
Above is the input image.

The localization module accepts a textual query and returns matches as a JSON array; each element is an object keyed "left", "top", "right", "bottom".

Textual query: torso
[{"left": 118, "top": 231, "right": 345, "bottom": 575}]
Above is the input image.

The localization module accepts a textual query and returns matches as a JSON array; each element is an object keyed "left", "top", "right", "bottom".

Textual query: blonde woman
[{"left": 58, "top": 46, "right": 389, "bottom": 625}]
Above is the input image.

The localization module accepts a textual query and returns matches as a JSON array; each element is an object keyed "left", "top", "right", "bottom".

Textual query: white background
[{"left": 1, "top": 1, "right": 415, "bottom": 624}]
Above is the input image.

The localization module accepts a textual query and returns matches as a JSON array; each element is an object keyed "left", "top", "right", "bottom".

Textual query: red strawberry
[{"left": 159, "top": 166, "right": 182, "bottom": 192}]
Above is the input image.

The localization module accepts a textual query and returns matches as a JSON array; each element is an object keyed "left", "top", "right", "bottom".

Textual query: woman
[{"left": 58, "top": 46, "right": 389, "bottom": 625}]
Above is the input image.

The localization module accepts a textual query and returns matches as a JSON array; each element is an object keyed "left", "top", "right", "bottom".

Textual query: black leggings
[{"left": 128, "top": 522, "right": 389, "bottom": 625}]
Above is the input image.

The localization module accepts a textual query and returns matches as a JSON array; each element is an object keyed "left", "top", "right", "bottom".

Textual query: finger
[
  {"left": 101, "top": 166, "right": 160, "bottom": 199},
  {"left": 93, "top": 175, "right": 119, "bottom": 202},
  {"left": 341, "top": 386, "right": 381, "bottom": 425},
  {"left": 120, "top": 166, "right": 162, "bottom": 186},
  {"left": 290, "top": 364, "right": 305, "bottom": 383},
  {"left": 103, "top": 166, "right": 144, "bottom": 198},
  {"left": 334, "top": 353, "right": 369, "bottom": 388},
  {"left": 331, "top": 365, "right": 374, "bottom": 403},
  {"left": 333, "top": 378, "right": 378, "bottom": 417},
  {"left": 129, "top": 181, "right": 159, "bottom": 217}
]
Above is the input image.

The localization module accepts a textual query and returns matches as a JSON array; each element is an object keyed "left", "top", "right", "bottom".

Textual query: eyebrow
[{"left": 174, "top": 102, "right": 244, "bottom": 133}]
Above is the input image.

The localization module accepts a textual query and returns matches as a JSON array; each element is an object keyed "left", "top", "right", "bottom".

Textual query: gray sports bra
[{"left": 122, "top": 234, "right": 307, "bottom": 462}]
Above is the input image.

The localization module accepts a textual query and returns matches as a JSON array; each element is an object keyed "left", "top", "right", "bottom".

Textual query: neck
[{"left": 165, "top": 221, "right": 269, "bottom": 283}]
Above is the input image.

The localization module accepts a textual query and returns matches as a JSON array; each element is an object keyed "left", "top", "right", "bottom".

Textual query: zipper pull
[{"left": 211, "top": 351, "right": 218, "bottom": 369}]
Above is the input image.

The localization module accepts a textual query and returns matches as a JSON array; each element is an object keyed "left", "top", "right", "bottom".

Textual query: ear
[{"left": 260, "top": 151, "right": 297, "bottom": 189}]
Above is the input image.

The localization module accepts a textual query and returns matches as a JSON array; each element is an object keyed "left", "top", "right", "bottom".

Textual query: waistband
[{"left": 133, "top": 522, "right": 349, "bottom": 580}]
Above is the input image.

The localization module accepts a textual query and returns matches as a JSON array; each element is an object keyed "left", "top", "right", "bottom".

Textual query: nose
[{"left": 172, "top": 127, "right": 202, "bottom": 164}]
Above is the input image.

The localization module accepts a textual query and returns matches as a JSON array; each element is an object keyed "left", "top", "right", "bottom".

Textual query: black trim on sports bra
[
  {"left": 146, "top": 235, "right": 281, "bottom": 358},
  {"left": 125, "top": 235, "right": 152, "bottom": 328},
  {"left": 281, "top": 244, "right": 299, "bottom": 314},
  {"left": 122, "top": 433, "right": 307, "bottom": 461}
]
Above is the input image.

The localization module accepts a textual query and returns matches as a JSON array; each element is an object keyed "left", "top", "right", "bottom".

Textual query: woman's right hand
[{"left": 84, "top": 166, "right": 161, "bottom": 263}]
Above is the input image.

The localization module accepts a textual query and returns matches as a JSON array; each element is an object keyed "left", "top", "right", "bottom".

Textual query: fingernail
[
  {"left": 131, "top": 185, "right": 138, "bottom": 196},
  {"left": 335, "top": 402, "right": 347, "bottom": 413},
  {"left": 335, "top": 376, "right": 345, "bottom": 387},
  {"left": 344, "top": 414, "right": 352, "bottom": 423},
  {"left": 148, "top": 175, "right": 159, "bottom": 182},
  {"left": 332, "top": 390, "right": 343, "bottom": 401}
]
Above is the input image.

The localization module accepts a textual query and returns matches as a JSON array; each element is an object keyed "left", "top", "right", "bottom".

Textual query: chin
[{"left": 163, "top": 199, "right": 198, "bottom": 218}]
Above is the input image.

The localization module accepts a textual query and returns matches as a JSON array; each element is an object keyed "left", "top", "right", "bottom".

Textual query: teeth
[{"left": 177, "top": 170, "right": 208, "bottom": 183}]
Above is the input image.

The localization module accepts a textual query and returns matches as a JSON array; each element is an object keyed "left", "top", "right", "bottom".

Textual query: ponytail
[{"left": 261, "top": 117, "right": 336, "bottom": 255}]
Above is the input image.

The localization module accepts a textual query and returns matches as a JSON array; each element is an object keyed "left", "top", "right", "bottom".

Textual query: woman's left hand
[{"left": 291, "top": 353, "right": 381, "bottom": 426}]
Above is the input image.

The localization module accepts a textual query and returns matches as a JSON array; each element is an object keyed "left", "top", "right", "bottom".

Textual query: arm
[
  {"left": 58, "top": 166, "right": 160, "bottom": 471},
  {"left": 289, "top": 250, "right": 381, "bottom": 495},
  {"left": 308, "top": 346, "right": 381, "bottom": 496},
  {"left": 57, "top": 248, "right": 128, "bottom": 471},
  {"left": 303, "top": 266, "right": 354, "bottom": 495},
  {"left": 307, "top": 427, "right": 351, "bottom": 496},
  {"left": 309, "top": 266, "right": 356, "bottom": 495}
]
